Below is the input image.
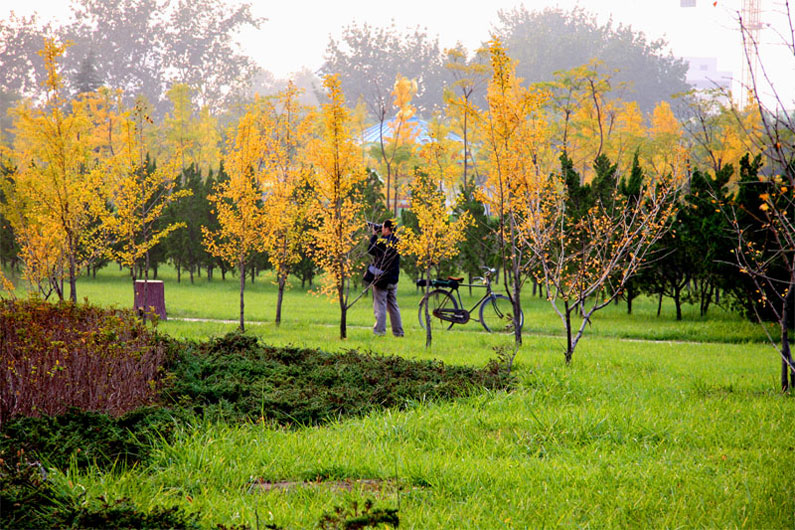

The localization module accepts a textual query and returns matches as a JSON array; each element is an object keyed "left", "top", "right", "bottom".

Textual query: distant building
[
  {"left": 360, "top": 117, "right": 462, "bottom": 145},
  {"left": 685, "top": 57, "right": 733, "bottom": 92}
]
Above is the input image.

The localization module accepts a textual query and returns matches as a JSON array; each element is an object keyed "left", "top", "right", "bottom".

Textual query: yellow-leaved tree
[
  {"left": 305, "top": 75, "right": 366, "bottom": 339},
  {"left": 478, "top": 36, "right": 550, "bottom": 345},
  {"left": 444, "top": 44, "right": 489, "bottom": 190},
  {"left": 79, "top": 86, "right": 126, "bottom": 158},
  {"left": 102, "top": 99, "right": 190, "bottom": 309},
  {"left": 371, "top": 74, "right": 419, "bottom": 215},
  {"left": 202, "top": 107, "right": 268, "bottom": 331},
  {"left": 260, "top": 82, "right": 313, "bottom": 325},
  {"left": 1, "top": 39, "right": 107, "bottom": 302},
  {"left": 162, "top": 84, "right": 221, "bottom": 175},
  {"left": 679, "top": 90, "right": 760, "bottom": 179},
  {"left": 400, "top": 136, "right": 471, "bottom": 348}
]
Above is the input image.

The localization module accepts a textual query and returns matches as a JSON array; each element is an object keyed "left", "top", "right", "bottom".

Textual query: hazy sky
[{"left": 4, "top": 0, "right": 793, "bottom": 103}]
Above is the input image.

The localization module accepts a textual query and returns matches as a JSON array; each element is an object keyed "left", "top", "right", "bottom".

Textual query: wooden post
[{"left": 134, "top": 280, "right": 167, "bottom": 320}]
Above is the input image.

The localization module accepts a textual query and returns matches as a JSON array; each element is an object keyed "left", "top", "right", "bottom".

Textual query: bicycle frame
[
  {"left": 426, "top": 270, "right": 497, "bottom": 325},
  {"left": 418, "top": 267, "right": 522, "bottom": 333}
]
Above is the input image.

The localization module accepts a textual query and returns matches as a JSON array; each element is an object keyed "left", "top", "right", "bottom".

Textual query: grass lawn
[{"left": 5, "top": 265, "right": 794, "bottom": 527}]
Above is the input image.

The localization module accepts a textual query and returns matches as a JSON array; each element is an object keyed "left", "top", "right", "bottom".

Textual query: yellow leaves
[
  {"left": 38, "top": 38, "right": 70, "bottom": 97},
  {"left": 480, "top": 37, "right": 554, "bottom": 220},
  {"left": 259, "top": 83, "right": 313, "bottom": 278},
  {"left": 0, "top": 271, "right": 16, "bottom": 297},
  {"left": 103, "top": 104, "right": 189, "bottom": 270},
  {"left": 650, "top": 101, "right": 681, "bottom": 137},
  {"left": 3, "top": 39, "right": 109, "bottom": 297},
  {"left": 306, "top": 75, "right": 366, "bottom": 302},
  {"left": 203, "top": 105, "right": 269, "bottom": 267},
  {"left": 399, "top": 166, "right": 471, "bottom": 271},
  {"left": 392, "top": 75, "right": 418, "bottom": 117}
]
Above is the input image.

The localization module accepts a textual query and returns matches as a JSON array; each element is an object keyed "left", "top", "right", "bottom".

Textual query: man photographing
[{"left": 367, "top": 219, "right": 404, "bottom": 337}]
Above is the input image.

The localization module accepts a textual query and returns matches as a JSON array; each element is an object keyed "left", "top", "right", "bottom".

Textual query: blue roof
[{"left": 360, "top": 116, "right": 463, "bottom": 145}]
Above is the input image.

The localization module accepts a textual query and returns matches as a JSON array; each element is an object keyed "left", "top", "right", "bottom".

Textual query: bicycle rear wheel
[
  {"left": 479, "top": 294, "right": 524, "bottom": 333},
  {"left": 418, "top": 289, "right": 458, "bottom": 331}
]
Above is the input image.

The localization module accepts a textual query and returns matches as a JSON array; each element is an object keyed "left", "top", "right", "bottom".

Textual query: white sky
[{"left": 4, "top": 0, "right": 793, "bottom": 106}]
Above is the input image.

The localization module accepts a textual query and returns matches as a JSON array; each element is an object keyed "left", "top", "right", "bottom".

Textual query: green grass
[
  {"left": 6, "top": 263, "right": 770, "bottom": 346},
  {"left": 5, "top": 265, "right": 794, "bottom": 527}
]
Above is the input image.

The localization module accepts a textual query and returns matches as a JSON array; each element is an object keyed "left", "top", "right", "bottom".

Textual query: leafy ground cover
[{"left": 1, "top": 265, "right": 793, "bottom": 527}]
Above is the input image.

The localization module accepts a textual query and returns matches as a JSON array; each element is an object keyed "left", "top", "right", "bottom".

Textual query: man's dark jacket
[{"left": 368, "top": 233, "right": 400, "bottom": 288}]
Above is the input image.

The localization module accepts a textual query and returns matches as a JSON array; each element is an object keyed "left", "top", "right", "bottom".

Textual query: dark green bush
[
  {"left": 163, "top": 331, "right": 514, "bottom": 426},
  {"left": 0, "top": 406, "right": 185, "bottom": 471}
]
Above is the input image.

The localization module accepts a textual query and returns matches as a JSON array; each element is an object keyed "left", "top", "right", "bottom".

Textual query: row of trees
[{"left": 0, "top": 29, "right": 791, "bottom": 387}]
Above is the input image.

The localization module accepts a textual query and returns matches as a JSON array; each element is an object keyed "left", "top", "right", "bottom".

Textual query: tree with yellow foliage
[
  {"left": 260, "top": 82, "right": 313, "bottom": 325},
  {"left": 162, "top": 84, "right": 221, "bottom": 175},
  {"left": 400, "top": 136, "right": 471, "bottom": 347},
  {"left": 544, "top": 60, "right": 632, "bottom": 182},
  {"left": 444, "top": 44, "right": 489, "bottom": 190},
  {"left": 679, "top": 90, "right": 760, "bottom": 178},
  {"left": 645, "top": 100, "right": 688, "bottom": 179},
  {"left": 478, "top": 36, "right": 550, "bottom": 345},
  {"left": 371, "top": 74, "right": 419, "bottom": 215},
  {"left": 1, "top": 39, "right": 107, "bottom": 302},
  {"left": 78, "top": 86, "right": 126, "bottom": 158},
  {"left": 102, "top": 100, "right": 190, "bottom": 308},
  {"left": 305, "top": 75, "right": 367, "bottom": 339},
  {"left": 202, "top": 108, "right": 268, "bottom": 331}
]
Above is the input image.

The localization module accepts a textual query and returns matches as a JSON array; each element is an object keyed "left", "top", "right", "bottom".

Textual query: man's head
[{"left": 381, "top": 219, "right": 394, "bottom": 236}]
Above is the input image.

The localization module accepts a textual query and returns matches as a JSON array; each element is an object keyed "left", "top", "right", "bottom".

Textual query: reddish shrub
[{"left": 0, "top": 299, "right": 166, "bottom": 426}]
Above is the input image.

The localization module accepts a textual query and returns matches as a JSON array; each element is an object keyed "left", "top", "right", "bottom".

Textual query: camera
[{"left": 366, "top": 221, "right": 382, "bottom": 232}]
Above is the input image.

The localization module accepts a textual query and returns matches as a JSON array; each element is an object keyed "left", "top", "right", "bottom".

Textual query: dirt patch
[{"left": 248, "top": 477, "right": 400, "bottom": 496}]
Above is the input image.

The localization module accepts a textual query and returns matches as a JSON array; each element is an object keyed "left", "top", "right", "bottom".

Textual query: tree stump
[{"left": 134, "top": 280, "right": 167, "bottom": 320}]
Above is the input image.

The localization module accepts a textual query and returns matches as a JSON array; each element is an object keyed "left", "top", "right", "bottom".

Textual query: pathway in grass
[{"left": 172, "top": 316, "right": 749, "bottom": 346}]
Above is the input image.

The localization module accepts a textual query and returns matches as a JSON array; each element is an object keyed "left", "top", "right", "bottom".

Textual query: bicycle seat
[{"left": 448, "top": 276, "right": 464, "bottom": 282}]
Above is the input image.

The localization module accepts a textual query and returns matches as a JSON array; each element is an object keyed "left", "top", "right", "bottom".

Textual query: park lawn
[
  {"left": 5, "top": 264, "right": 794, "bottom": 527},
  {"left": 6, "top": 263, "right": 769, "bottom": 345}
]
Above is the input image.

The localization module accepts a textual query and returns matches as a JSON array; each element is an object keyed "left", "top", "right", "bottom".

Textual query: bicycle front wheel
[
  {"left": 418, "top": 289, "right": 458, "bottom": 331},
  {"left": 479, "top": 294, "right": 524, "bottom": 333}
]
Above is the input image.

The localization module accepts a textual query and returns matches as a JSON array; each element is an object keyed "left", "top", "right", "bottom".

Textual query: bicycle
[{"left": 416, "top": 267, "right": 524, "bottom": 333}]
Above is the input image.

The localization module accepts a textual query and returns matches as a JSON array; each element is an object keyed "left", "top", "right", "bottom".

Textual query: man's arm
[{"left": 367, "top": 234, "right": 381, "bottom": 257}]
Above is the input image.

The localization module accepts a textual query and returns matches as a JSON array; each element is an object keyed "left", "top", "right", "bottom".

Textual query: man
[{"left": 367, "top": 219, "right": 404, "bottom": 337}]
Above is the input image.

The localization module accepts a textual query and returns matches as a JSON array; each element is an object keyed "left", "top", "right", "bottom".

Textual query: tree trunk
[
  {"left": 424, "top": 267, "right": 432, "bottom": 348},
  {"left": 276, "top": 275, "right": 285, "bottom": 326},
  {"left": 564, "top": 301, "right": 573, "bottom": 364},
  {"left": 176, "top": 261, "right": 182, "bottom": 283},
  {"left": 781, "top": 326, "right": 792, "bottom": 392},
  {"left": 339, "top": 288, "right": 347, "bottom": 339},
  {"left": 674, "top": 289, "right": 682, "bottom": 321},
  {"left": 657, "top": 292, "right": 663, "bottom": 317},
  {"left": 189, "top": 266, "right": 194, "bottom": 284},
  {"left": 68, "top": 254, "right": 77, "bottom": 303},
  {"left": 512, "top": 276, "right": 522, "bottom": 346},
  {"left": 781, "top": 293, "right": 793, "bottom": 392},
  {"left": 239, "top": 259, "right": 245, "bottom": 332}
]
